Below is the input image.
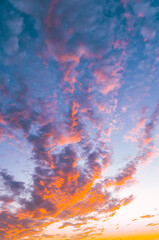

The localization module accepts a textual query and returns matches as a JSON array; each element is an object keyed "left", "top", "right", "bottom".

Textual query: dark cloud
[
  {"left": 104, "top": 161, "right": 137, "bottom": 187},
  {"left": 0, "top": 169, "right": 25, "bottom": 195}
]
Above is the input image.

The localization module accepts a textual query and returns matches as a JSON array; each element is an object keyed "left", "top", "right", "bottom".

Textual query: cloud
[
  {"left": 104, "top": 161, "right": 137, "bottom": 187},
  {"left": 132, "top": 218, "right": 138, "bottom": 221},
  {"left": 0, "top": 169, "right": 25, "bottom": 195},
  {"left": 7, "top": 17, "right": 23, "bottom": 35},
  {"left": 3, "top": 36, "right": 19, "bottom": 56},
  {"left": 0, "top": 0, "right": 159, "bottom": 240},
  {"left": 124, "top": 108, "right": 147, "bottom": 143},
  {"left": 140, "top": 214, "right": 156, "bottom": 219},
  {"left": 146, "top": 223, "right": 159, "bottom": 227},
  {"left": 0, "top": 210, "right": 50, "bottom": 240}
]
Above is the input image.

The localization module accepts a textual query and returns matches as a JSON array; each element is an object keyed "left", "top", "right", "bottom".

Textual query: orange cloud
[
  {"left": 132, "top": 218, "right": 138, "bottom": 221},
  {"left": 140, "top": 214, "right": 156, "bottom": 219},
  {"left": 146, "top": 223, "right": 159, "bottom": 227},
  {"left": 105, "top": 161, "right": 136, "bottom": 187},
  {"left": 94, "top": 69, "right": 120, "bottom": 96}
]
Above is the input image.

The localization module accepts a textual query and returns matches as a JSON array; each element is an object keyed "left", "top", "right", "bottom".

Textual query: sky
[{"left": 0, "top": 0, "right": 159, "bottom": 240}]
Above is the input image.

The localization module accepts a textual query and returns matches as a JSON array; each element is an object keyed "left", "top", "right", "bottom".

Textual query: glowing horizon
[{"left": 0, "top": 0, "right": 159, "bottom": 239}]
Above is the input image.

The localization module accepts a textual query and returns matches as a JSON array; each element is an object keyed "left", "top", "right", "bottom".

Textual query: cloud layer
[{"left": 0, "top": 0, "right": 159, "bottom": 239}]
